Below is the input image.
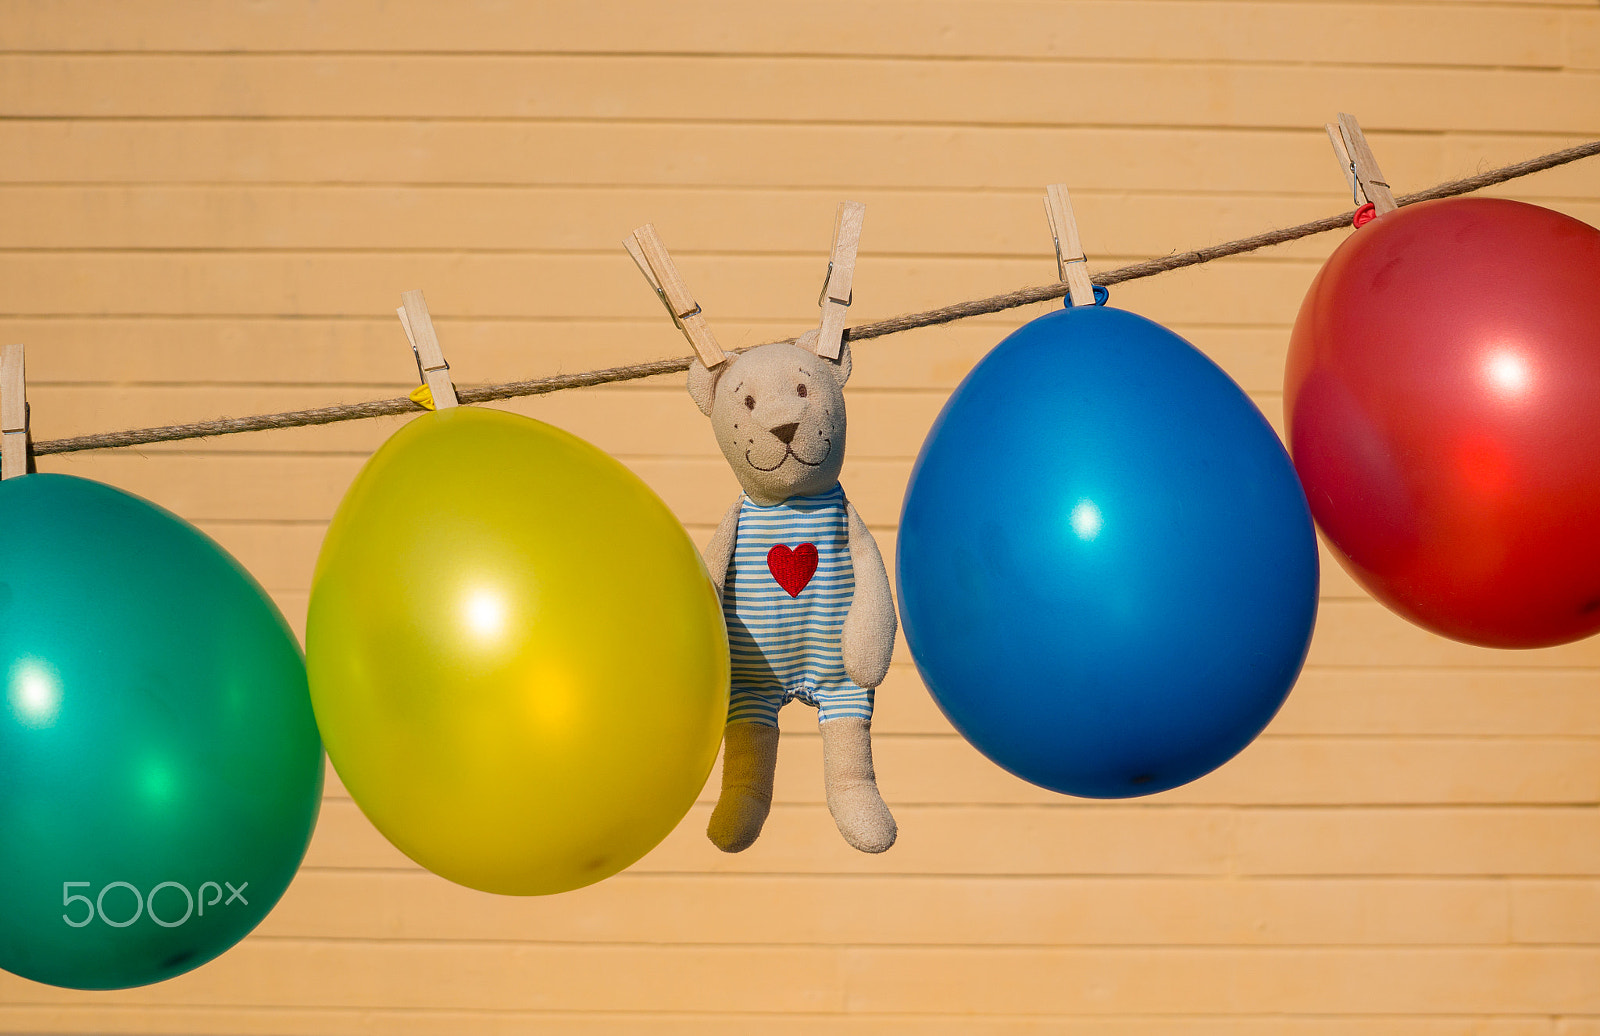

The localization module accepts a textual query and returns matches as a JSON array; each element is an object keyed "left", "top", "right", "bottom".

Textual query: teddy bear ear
[
  {"left": 796, "top": 329, "right": 852, "bottom": 388},
  {"left": 686, "top": 358, "right": 722, "bottom": 418},
  {"left": 826, "top": 338, "right": 853, "bottom": 388}
]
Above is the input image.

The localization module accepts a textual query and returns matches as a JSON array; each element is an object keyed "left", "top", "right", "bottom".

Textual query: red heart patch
[{"left": 767, "top": 543, "right": 819, "bottom": 598}]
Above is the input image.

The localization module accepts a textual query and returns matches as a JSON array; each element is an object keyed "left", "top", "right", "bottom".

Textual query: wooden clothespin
[
  {"left": 625, "top": 224, "right": 725, "bottom": 368},
  {"left": 814, "top": 201, "right": 865, "bottom": 361},
  {"left": 396, "top": 289, "right": 458, "bottom": 410},
  {"left": 1, "top": 344, "right": 29, "bottom": 480},
  {"left": 1326, "top": 113, "right": 1396, "bottom": 216},
  {"left": 1044, "top": 184, "right": 1096, "bottom": 308}
]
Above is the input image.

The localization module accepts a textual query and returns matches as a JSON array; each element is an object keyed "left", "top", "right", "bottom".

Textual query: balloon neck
[{"left": 1062, "top": 284, "right": 1111, "bottom": 309}]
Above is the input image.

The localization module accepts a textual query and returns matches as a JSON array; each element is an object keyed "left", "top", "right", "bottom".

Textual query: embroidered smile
[{"left": 746, "top": 439, "right": 830, "bottom": 472}]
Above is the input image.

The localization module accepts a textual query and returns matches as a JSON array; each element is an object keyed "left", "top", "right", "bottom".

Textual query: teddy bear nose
[{"left": 770, "top": 422, "right": 800, "bottom": 445}]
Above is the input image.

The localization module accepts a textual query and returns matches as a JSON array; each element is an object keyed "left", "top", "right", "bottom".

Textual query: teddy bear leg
[
  {"left": 707, "top": 721, "right": 779, "bottom": 853},
  {"left": 820, "top": 716, "right": 897, "bottom": 853}
]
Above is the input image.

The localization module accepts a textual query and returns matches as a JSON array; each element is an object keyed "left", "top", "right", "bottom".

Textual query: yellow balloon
[{"left": 307, "top": 407, "right": 728, "bottom": 895}]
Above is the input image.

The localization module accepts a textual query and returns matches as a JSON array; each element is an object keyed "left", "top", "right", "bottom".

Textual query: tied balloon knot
[
  {"left": 1352, "top": 202, "right": 1378, "bottom": 229},
  {"left": 1062, "top": 284, "right": 1112, "bottom": 309},
  {"left": 409, "top": 384, "right": 437, "bottom": 411}
]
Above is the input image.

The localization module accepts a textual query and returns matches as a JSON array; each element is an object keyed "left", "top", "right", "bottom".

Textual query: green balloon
[{"left": 0, "top": 474, "right": 323, "bottom": 990}]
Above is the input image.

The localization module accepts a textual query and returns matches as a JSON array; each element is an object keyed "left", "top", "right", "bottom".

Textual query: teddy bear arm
[
  {"left": 703, "top": 498, "right": 742, "bottom": 600},
  {"left": 841, "top": 501, "right": 896, "bottom": 689}
]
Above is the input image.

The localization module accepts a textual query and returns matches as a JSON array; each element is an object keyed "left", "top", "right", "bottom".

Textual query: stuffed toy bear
[{"left": 688, "top": 332, "right": 898, "bottom": 854}]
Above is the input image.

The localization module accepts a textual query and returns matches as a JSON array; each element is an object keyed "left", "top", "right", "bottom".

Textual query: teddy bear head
[{"left": 688, "top": 336, "right": 852, "bottom": 506}]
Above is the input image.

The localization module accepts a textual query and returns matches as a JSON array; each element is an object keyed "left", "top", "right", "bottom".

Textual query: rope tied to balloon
[{"left": 3, "top": 117, "right": 1600, "bottom": 993}]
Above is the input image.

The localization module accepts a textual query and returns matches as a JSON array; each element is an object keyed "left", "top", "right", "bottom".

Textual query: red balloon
[{"left": 1285, "top": 198, "right": 1600, "bottom": 648}]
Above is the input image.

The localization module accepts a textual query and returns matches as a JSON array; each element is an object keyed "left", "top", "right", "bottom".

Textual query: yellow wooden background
[{"left": 2, "top": 1, "right": 1599, "bottom": 1032}]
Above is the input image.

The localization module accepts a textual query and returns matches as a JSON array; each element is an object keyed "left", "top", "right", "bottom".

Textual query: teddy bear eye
[
  {"left": 743, "top": 395, "right": 756, "bottom": 411},
  {"left": 796, "top": 383, "right": 808, "bottom": 398}
]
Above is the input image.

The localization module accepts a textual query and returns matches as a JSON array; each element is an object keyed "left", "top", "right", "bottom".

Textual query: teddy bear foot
[
  {"left": 820, "top": 716, "right": 897, "bottom": 853},
  {"left": 707, "top": 722, "right": 779, "bottom": 853}
]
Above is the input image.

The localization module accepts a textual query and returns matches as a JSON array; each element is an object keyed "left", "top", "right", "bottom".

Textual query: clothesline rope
[{"left": 31, "top": 138, "right": 1600, "bottom": 458}]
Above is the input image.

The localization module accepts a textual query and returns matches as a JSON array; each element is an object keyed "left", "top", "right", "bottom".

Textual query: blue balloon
[{"left": 897, "top": 305, "right": 1318, "bottom": 798}]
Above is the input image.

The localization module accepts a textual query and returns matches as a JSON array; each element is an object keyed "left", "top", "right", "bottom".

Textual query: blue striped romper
[{"left": 723, "top": 483, "right": 874, "bottom": 728}]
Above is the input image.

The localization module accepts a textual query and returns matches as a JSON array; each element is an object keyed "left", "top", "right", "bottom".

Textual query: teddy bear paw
[
  {"left": 707, "top": 788, "right": 773, "bottom": 853},
  {"left": 827, "top": 780, "right": 898, "bottom": 854}
]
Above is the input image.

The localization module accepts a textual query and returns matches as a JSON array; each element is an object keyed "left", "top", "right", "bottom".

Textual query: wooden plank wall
[{"left": 2, "top": 1, "right": 1598, "bottom": 1032}]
